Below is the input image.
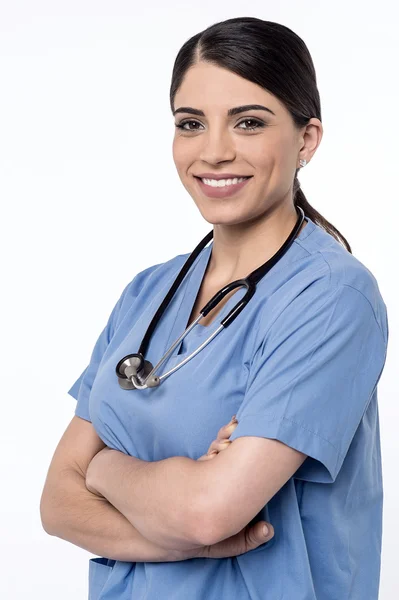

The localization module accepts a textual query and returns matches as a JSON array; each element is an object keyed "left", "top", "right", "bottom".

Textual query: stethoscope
[{"left": 116, "top": 205, "right": 305, "bottom": 391}]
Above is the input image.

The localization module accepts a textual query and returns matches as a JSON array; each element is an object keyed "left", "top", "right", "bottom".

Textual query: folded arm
[
  {"left": 86, "top": 448, "right": 210, "bottom": 550},
  {"left": 40, "top": 416, "right": 203, "bottom": 561},
  {"left": 87, "top": 437, "right": 306, "bottom": 549}
]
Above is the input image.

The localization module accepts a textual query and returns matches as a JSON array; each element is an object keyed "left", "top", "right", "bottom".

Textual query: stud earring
[{"left": 299, "top": 159, "right": 307, "bottom": 168}]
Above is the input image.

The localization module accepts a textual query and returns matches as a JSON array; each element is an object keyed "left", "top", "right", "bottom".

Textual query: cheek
[
  {"left": 172, "top": 138, "right": 181, "bottom": 166},
  {"left": 172, "top": 137, "right": 193, "bottom": 172},
  {"left": 243, "top": 135, "right": 279, "bottom": 168},
  {"left": 252, "top": 127, "right": 290, "bottom": 159},
  {"left": 257, "top": 139, "right": 294, "bottom": 179},
  {"left": 250, "top": 147, "right": 274, "bottom": 175},
  {"left": 271, "top": 130, "right": 298, "bottom": 172}
]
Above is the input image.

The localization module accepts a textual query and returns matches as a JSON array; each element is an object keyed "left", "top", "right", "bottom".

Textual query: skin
[
  {"left": 172, "top": 61, "right": 323, "bottom": 285},
  {"left": 86, "top": 414, "right": 275, "bottom": 560},
  {"left": 192, "top": 415, "right": 276, "bottom": 560},
  {"left": 198, "top": 415, "right": 239, "bottom": 461}
]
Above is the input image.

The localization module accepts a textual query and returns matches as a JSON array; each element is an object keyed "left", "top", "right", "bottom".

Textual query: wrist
[{"left": 172, "top": 542, "right": 206, "bottom": 562}]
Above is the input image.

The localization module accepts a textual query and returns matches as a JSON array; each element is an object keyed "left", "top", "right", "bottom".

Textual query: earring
[{"left": 299, "top": 159, "right": 307, "bottom": 168}]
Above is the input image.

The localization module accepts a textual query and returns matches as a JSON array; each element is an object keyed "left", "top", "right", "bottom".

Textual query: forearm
[
  {"left": 41, "top": 467, "right": 194, "bottom": 562},
  {"left": 87, "top": 450, "right": 207, "bottom": 551}
]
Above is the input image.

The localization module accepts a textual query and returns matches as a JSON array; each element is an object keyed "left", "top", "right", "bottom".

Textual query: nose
[{"left": 198, "top": 128, "right": 236, "bottom": 164}]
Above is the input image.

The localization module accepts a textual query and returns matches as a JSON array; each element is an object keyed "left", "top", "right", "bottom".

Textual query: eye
[
  {"left": 174, "top": 118, "right": 266, "bottom": 132},
  {"left": 236, "top": 118, "right": 265, "bottom": 131},
  {"left": 175, "top": 120, "right": 203, "bottom": 132}
]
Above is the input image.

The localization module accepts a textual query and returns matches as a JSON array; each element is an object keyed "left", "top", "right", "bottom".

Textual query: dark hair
[{"left": 169, "top": 17, "right": 352, "bottom": 253}]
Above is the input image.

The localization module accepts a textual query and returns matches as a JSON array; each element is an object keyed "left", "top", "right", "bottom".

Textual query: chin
[{"left": 196, "top": 208, "right": 248, "bottom": 227}]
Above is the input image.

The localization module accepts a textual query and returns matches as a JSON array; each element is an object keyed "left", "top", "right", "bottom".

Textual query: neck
[{"left": 207, "top": 201, "right": 304, "bottom": 284}]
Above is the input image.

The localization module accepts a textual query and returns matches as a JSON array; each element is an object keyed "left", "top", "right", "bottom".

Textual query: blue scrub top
[{"left": 68, "top": 216, "right": 389, "bottom": 600}]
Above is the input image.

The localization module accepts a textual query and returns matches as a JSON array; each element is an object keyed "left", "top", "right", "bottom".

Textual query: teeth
[{"left": 200, "top": 177, "right": 248, "bottom": 187}]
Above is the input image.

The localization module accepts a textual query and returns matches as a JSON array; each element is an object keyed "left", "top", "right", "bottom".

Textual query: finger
[
  {"left": 247, "top": 521, "right": 275, "bottom": 546},
  {"left": 207, "top": 438, "right": 232, "bottom": 454},
  {"left": 200, "top": 436, "right": 233, "bottom": 460},
  {"left": 253, "top": 521, "right": 274, "bottom": 544},
  {"left": 217, "top": 417, "right": 238, "bottom": 441},
  {"left": 203, "top": 520, "right": 275, "bottom": 560},
  {"left": 200, "top": 416, "right": 238, "bottom": 462},
  {"left": 197, "top": 451, "right": 218, "bottom": 461},
  {"left": 222, "top": 420, "right": 238, "bottom": 438}
]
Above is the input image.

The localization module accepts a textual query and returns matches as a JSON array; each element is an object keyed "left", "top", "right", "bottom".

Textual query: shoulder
[
  {"left": 265, "top": 219, "right": 388, "bottom": 343},
  {"left": 300, "top": 219, "right": 381, "bottom": 292},
  {"left": 312, "top": 221, "right": 386, "bottom": 337},
  {"left": 115, "top": 250, "right": 191, "bottom": 321}
]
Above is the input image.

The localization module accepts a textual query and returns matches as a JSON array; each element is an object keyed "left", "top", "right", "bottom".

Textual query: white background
[{"left": 1, "top": 1, "right": 398, "bottom": 598}]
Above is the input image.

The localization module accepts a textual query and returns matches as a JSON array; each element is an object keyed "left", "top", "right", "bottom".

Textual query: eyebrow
[{"left": 172, "top": 104, "right": 276, "bottom": 117}]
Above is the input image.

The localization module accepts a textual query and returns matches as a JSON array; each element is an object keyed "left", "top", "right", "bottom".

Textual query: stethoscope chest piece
[{"left": 115, "top": 353, "right": 159, "bottom": 390}]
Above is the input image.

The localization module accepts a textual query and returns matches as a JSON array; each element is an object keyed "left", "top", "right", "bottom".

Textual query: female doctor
[{"left": 40, "top": 17, "right": 389, "bottom": 600}]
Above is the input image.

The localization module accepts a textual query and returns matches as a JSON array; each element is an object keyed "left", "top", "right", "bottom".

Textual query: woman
[{"left": 40, "top": 17, "right": 389, "bottom": 600}]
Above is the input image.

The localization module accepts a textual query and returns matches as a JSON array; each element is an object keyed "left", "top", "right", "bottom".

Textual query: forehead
[{"left": 175, "top": 62, "right": 283, "bottom": 115}]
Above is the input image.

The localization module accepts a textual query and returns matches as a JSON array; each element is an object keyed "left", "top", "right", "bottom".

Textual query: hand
[
  {"left": 197, "top": 414, "right": 238, "bottom": 461},
  {"left": 187, "top": 519, "right": 275, "bottom": 560}
]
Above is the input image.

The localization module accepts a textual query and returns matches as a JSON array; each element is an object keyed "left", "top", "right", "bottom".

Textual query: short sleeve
[
  {"left": 229, "top": 283, "right": 388, "bottom": 483},
  {"left": 67, "top": 265, "right": 159, "bottom": 422}
]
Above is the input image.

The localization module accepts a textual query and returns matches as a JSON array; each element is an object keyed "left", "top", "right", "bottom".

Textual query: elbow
[
  {"left": 190, "top": 487, "right": 243, "bottom": 547},
  {"left": 41, "top": 519, "right": 56, "bottom": 536},
  {"left": 189, "top": 494, "right": 225, "bottom": 547},
  {"left": 40, "top": 506, "right": 52, "bottom": 536},
  {"left": 41, "top": 514, "right": 57, "bottom": 537},
  {"left": 39, "top": 491, "right": 57, "bottom": 536},
  {"left": 195, "top": 522, "right": 222, "bottom": 548}
]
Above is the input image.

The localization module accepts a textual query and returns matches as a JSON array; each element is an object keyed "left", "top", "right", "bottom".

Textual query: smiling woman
[
  {"left": 170, "top": 28, "right": 352, "bottom": 254},
  {"left": 43, "top": 15, "right": 388, "bottom": 600}
]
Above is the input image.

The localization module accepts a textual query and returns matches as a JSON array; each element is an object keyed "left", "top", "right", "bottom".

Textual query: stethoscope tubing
[
  {"left": 119, "top": 277, "right": 254, "bottom": 390},
  {"left": 115, "top": 206, "right": 305, "bottom": 391},
  {"left": 135, "top": 317, "right": 224, "bottom": 388}
]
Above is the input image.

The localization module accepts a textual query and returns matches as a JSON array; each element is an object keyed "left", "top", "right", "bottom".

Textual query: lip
[
  {"left": 195, "top": 173, "right": 252, "bottom": 180},
  {"left": 194, "top": 174, "right": 252, "bottom": 199}
]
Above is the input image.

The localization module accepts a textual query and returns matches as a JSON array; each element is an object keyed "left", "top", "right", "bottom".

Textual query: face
[{"left": 172, "top": 62, "right": 322, "bottom": 226}]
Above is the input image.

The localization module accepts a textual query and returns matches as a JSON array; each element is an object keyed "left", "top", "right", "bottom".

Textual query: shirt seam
[
  {"left": 235, "top": 413, "right": 343, "bottom": 456},
  {"left": 341, "top": 283, "right": 385, "bottom": 343},
  {"left": 248, "top": 260, "right": 332, "bottom": 373},
  {"left": 293, "top": 242, "right": 385, "bottom": 343},
  {"left": 245, "top": 283, "right": 382, "bottom": 451},
  {"left": 246, "top": 253, "right": 321, "bottom": 360}
]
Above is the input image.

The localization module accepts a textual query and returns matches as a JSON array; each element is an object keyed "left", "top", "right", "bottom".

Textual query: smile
[{"left": 194, "top": 175, "right": 252, "bottom": 199}]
